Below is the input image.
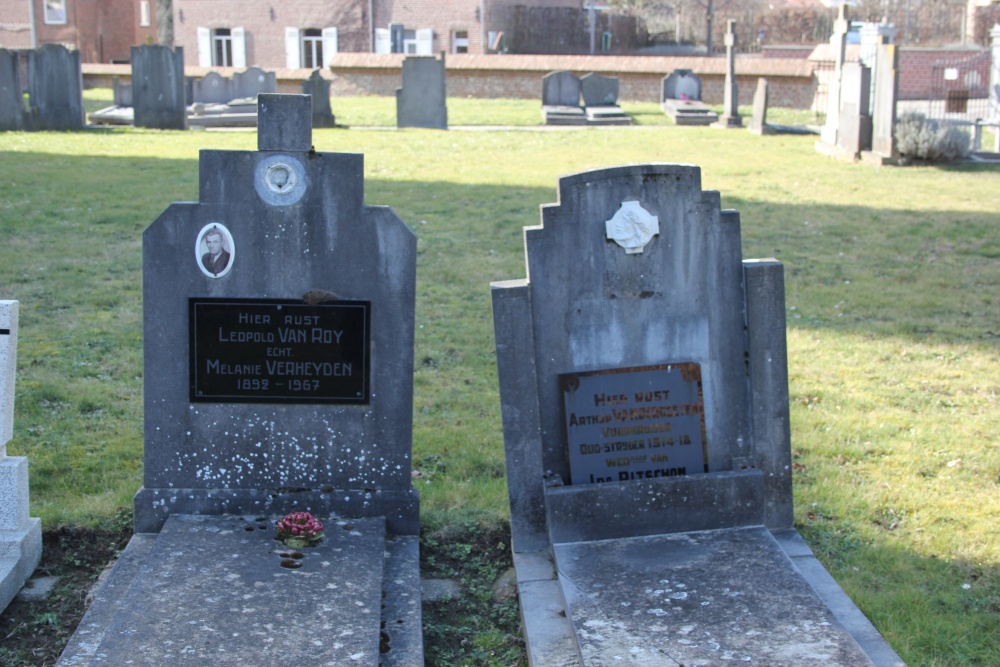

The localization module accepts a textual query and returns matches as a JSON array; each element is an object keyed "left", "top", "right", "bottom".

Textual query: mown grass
[{"left": 3, "top": 96, "right": 1000, "bottom": 666}]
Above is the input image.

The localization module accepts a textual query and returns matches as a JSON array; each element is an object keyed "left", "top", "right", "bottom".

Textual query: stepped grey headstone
[
  {"left": 302, "top": 69, "right": 336, "bottom": 128},
  {"left": 491, "top": 164, "right": 904, "bottom": 666},
  {"left": 580, "top": 73, "right": 632, "bottom": 125},
  {"left": 0, "top": 301, "right": 42, "bottom": 614},
  {"left": 396, "top": 55, "right": 447, "bottom": 129},
  {"left": 837, "top": 61, "right": 873, "bottom": 159},
  {"left": 0, "top": 50, "right": 24, "bottom": 131},
  {"left": 748, "top": 77, "right": 774, "bottom": 135},
  {"left": 26, "top": 44, "right": 84, "bottom": 130},
  {"left": 59, "top": 94, "right": 423, "bottom": 665},
  {"left": 541, "top": 70, "right": 586, "bottom": 125},
  {"left": 712, "top": 20, "right": 743, "bottom": 128},
  {"left": 661, "top": 70, "right": 718, "bottom": 126},
  {"left": 232, "top": 66, "right": 277, "bottom": 100},
  {"left": 131, "top": 45, "right": 186, "bottom": 130}
]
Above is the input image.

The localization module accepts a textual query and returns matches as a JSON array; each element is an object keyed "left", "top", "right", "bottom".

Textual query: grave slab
[
  {"left": 661, "top": 71, "right": 717, "bottom": 126},
  {"left": 58, "top": 515, "right": 390, "bottom": 667}
]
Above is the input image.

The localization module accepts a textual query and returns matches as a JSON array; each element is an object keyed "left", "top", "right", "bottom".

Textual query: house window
[
  {"left": 140, "top": 1, "right": 151, "bottom": 27},
  {"left": 302, "top": 29, "right": 323, "bottom": 68},
  {"left": 44, "top": 0, "right": 67, "bottom": 25},
  {"left": 452, "top": 30, "right": 468, "bottom": 54},
  {"left": 213, "top": 28, "right": 233, "bottom": 67}
]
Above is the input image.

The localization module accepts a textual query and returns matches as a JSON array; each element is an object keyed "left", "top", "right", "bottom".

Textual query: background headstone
[
  {"left": 661, "top": 70, "right": 718, "bottom": 125},
  {"left": 191, "top": 71, "right": 234, "bottom": 105},
  {"left": 0, "top": 301, "right": 42, "bottom": 614},
  {"left": 131, "top": 45, "right": 186, "bottom": 130},
  {"left": 868, "top": 42, "right": 899, "bottom": 161},
  {"left": 990, "top": 25, "right": 1000, "bottom": 125},
  {"left": 232, "top": 66, "right": 277, "bottom": 100},
  {"left": 661, "top": 69, "right": 702, "bottom": 101},
  {"left": 112, "top": 77, "right": 133, "bottom": 108},
  {"left": 0, "top": 50, "right": 24, "bottom": 132},
  {"left": 541, "top": 70, "right": 586, "bottom": 125},
  {"left": 26, "top": 44, "right": 84, "bottom": 131},
  {"left": 748, "top": 77, "right": 773, "bottom": 135},
  {"left": 580, "top": 72, "right": 618, "bottom": 107},
  {"left": 396, "top": 55, "right": 447, "bottom": 129},
  {"left": 302, "top": 69, "right": 336, "bottom": 128},
  {"left": 837, "top": 61, "right": 873, "bottom": 159},
  {"left": 820, "top": 3, "right": 851, "bottom": 147},
  {"left": 713, "top": 20, "right": 743, "bottom": 128}
]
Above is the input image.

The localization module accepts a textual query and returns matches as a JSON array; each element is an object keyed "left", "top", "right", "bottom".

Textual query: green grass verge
[{"left": 2, "top": 106, "right": 999, "bottom": 666}]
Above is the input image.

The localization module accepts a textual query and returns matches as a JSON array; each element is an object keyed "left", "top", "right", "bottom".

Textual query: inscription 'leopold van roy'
[{"left": 190, "top": 298, "right": 370, "bottom": 404}]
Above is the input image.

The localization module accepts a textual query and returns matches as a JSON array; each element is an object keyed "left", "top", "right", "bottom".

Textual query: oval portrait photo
[{"left": 195, "top": 223, "right": 235, "bottom": 278}]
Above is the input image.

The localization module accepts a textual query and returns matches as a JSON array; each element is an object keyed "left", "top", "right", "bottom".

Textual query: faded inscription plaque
[{"left": 561, "top": 363, "right": 707, "bottom": 485}]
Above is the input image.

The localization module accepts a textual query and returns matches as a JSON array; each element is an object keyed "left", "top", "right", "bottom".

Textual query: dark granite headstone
[
  {"left": 0, "top": 50, "right": 24, "bottom": 132},
  {"left": 26, "top": 44, "right": 83, "bottom": 130},
  {"left": 302, "top": 69, "right": 336, "bottom": 128},
  {"left": 135, "top": 94, "right": 418, "bottom": 534},
  {"left": 396, "top": 55, "right": 447, "bottom": 129},
  {"left": 112, "top": 77, "right": 133, "bottom": 107},
  {"left": 541, "top": 70, "right": 585, "bottom": 125},
  {"left": 131, "top": 45, "right": 186, "bottom": 130},
  {"left": 661, "top": 70, "right": 718, "bottom": 126},
  {"left": 580, "top": 72, "right": 618, "bottom": 107}
]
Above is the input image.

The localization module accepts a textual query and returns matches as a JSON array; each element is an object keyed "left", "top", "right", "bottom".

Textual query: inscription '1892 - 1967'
[{"left": 189, "top": 298, "right": 370, "bottom": 404}]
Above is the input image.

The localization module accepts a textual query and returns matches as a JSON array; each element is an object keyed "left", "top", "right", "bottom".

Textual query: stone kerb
[
  {"left": 493, "top": 164, "right": 795, "bottom": 548},
  {"left": 135, "top": 94, "right": 419, "bottom": 534}
]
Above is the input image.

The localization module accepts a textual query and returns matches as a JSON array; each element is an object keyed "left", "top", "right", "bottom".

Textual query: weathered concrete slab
[
  {"left": 554, "top": 527, "right": 881, "bottom": 666},
  {"left": 60, "top": 515, "right": 387, "bottom": 667}
]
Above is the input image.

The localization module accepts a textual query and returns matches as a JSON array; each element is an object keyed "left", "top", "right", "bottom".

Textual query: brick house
[
  {"left": 172, "top": 0, "right": 627, "bottom": 69},
  {"left": 0, "top": 0, "right": 157, "bottom": 62}
]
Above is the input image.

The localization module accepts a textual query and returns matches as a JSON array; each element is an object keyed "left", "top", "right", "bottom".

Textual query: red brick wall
[
  {"left": 897, "top": 47, "right": 989, "bottom": 100},
  {"left": 0, "top": 0, "right": 34, "bottom": 49}
]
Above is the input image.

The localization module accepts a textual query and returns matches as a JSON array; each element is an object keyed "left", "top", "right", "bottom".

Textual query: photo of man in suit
[{"left": 200, "top": 227, "right": 231, "bottom": 276}]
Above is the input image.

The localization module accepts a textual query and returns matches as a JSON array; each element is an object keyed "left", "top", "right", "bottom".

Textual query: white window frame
[
  {"left": 140, "top": 1, "right": 151, "bottom": 28},
  {"left": 213, "top": 28, "right": 234, "bottom": 67},
  {"left": 198, "top": 26, "right": 246, "bottom": 68},
  {"left": 321, "top": 27, "right": 338, "bottom": 64},
  {"left": 44, "top": 0, "right": 67, "bottom": 25},
  {"left": 302, "top": 28, "right": 323, "bottom": 68},
  {"left": 375, "top": 28, "right": 391, "bottom": 54},
  {"left": 285, "top": 27, "right": 301, "bottom": 68},
  {"left": 452, "top": 30, "right": 469, "bottom": 54},
  {"left": 415, "top": 28, "right": 433, "bottom": 55}
]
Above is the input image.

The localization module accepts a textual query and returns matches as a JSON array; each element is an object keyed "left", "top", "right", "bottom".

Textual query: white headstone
[{"left": 0, "top": 301, "right": 16, "bottom": 456}]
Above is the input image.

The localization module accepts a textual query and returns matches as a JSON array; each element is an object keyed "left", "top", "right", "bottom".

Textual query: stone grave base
[
  {"left": 584, "top": 106, "right": 633, "bottom": 125},
  {"left": 542, "top": 105, "right": 588, "bottom": 125},
  {"left": 57, "top": 514, "right": 422, "bottom": 667},
  {"left": 513, "top": 526, "right": 904, "bottom": 667},
  {"left": 662, "top": 100, "right": 718, "bottom": 126}
]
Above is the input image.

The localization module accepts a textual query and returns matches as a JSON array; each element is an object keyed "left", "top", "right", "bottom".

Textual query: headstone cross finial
[{"left": 257, "top": 93, "right": 313, "bottom": 152}]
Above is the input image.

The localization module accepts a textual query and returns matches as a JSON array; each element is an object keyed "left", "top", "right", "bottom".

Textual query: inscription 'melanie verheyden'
[
  {"left": 562, "top": 363, "right": 707, "bottom": 485},
  {"left": 189, "top": 298, "right": 370, "bottom": 404}
]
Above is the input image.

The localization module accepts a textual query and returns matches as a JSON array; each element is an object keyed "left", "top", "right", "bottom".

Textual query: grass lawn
[{"left": 1, "top": 95, "right": 999, "bottom": 666}]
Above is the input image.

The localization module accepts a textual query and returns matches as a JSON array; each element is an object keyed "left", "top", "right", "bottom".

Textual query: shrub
[{"left": 895, "top": 112, "right": 970, "bottom": 163}]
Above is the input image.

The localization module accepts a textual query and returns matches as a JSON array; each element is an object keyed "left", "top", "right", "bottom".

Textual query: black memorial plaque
[
  {"left": 190, "top": 298, "right": 370, "bottom": 404},
  {"left": 561, "top": 363, "right": 707, "bottom": 485}
]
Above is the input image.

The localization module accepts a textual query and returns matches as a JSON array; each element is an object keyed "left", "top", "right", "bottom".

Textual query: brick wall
[
  {"left": 0, "top": 0, "right": 34, "bottom": 49},
  {"left": 898, "top": 47, "right": 989, "bottom": 100}
]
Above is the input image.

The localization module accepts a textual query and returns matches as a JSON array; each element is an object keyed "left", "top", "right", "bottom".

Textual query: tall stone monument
[
  {"left": 713, "top": 20, "right": 743, "bottom": 128},
  {"left": 991, "top": 25, "right": 1000, "bottom": 133},
  {"left": 58, "top": 95, "right": 423, "bottom": 666},
  {"left": 492, "top": 164, "right": 905, "bottom": 666},
  {"left": 863, "top": 40, "right": 900, "bottom": 165},
  {"left": 819, "top": 3, "right": 851, "bottom": 149},
  {"left": 0, "top": 301, "right": 42, "bottom": 613}
]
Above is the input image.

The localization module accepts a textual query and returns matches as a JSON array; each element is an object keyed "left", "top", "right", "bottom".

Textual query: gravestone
[
  {"left": 492, "top": 164, "right": 905, "bottom": 666},
  {"left": 302, "top": 69, "right": 336, "bottom": 128},
  {"left": 57, "top": 94, "right": 423, "bottom": 666},
  {"left": 990, "top": 25, "right": 1000, "bottom": 126},
  {"left": 748, "top": 77, "right": 773, "bottom": 135},
  {"left": 396, "top": 54, "right": 447, "bottom": 129},
  {"left": 0, "top": 50, "right": 24, "bottom": 131},
  {"left": 580, "top": 73, "right": 632, "bottom": 125},
  {"left": 712, "top": 20, "right": 743, "bottom": 129},
  {"left": 661, "top": 69, "right": 718, "bottom": 125},
  {"left": 863, "top": 41, "right": 900, "bottom": 165},
  {"left": 191, "top": 71, "right": 234, "bottom": 105},
  {"left": 836, "top": 61, "right": 873, "bottom": 160},
  {"left": 232, "top": 66, "right": 277, "bottom": 100},
  {"left": 131, "top": 45, "right": 186, "bottom": 130},
  {"left": 819, "top": 3, "right": 851, "bottom": 150},
  {"left": 541, "top": 70, "right": 586, "bottom": 125},
  {"left": 112, "top": 78, "right": 133, "bottom": 107},
  {"left": 26, "top": 44, "right": 84, "bottom": 131},
  {"left": 0, "top": 301, "right": 42, "bottom": 613}
]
